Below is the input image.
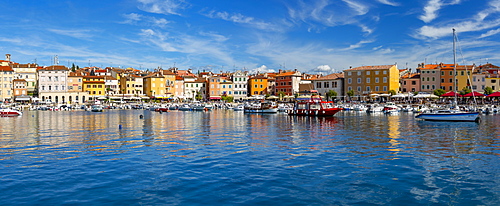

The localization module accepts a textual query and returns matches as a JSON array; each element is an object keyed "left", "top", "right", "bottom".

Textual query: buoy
[
  {"left": 139, "top": 114, "right": 144, "bottom": 119},
  {"left": 119, "top": 125, "right": 122, "bottom": 129}
]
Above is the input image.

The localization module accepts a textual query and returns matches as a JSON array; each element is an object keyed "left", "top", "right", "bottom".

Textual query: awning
[
  {"left": 15, "top": 97, "right": 31, "bottom": 101},
  {"left": 210, "top": 96, "right": 221, "bottom": 100}
]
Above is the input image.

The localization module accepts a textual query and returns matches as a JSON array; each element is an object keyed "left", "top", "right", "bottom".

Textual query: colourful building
[
  {"left": 343, "top": 64, "right": 399, "bottom": 97},
  {"left": 248, "top": 75, "right": 268, "bottom": 96}
]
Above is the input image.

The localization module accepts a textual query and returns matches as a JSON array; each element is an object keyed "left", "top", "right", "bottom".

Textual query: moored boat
[
  {"left": 244, "top": 101, "right": 278, "bottom": 113},
  {"left": 415, "top": 110, "right": 480, "bottom": 122},
  {"left": 288, "top": 94, "right": 342, "bottom": 116},
  {"left": 0, "top": 108, "right": 22, "bottom": 117}
]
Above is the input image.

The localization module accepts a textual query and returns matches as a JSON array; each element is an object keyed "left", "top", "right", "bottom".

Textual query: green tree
[
  {"left": 388, "top": 90, "right": 396, "bottom": 95},
  {"left": 221, "top": 95, "right": 234, "bottom": 102},
  {"left": 433, "top": 89, "right": 446, "bottom": 96},
  {"left": 326, "top": 90, "right": 337, "bottom": 101},
  {"left": 459, "top": 87, "right": 471, "bottom": 95},
  {"left": 484, "top": 86, "right": 494, "bottom": 95},
  {"left": 413, "top": 91, "right": 419, "bottom": 96},
  {"left": 195, "top": 92, "right": 203, "bottom": 101},
  {"left": 347, "top": 90, "right": 354, "bottom": 101}
]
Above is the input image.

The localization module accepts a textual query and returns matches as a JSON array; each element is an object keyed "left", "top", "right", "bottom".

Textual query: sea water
[{"left": 1, "top": 110, "right": 499, "bottom": 205}]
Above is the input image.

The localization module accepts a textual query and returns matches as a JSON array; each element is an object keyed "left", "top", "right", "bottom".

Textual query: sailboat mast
[{"left": 453, "top": 28, "right": 457, "bottom": 102}]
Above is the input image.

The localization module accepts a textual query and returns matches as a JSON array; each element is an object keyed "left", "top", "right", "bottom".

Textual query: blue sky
[{"left": 1, "top": 0, "right": 500, "bottom": 74}]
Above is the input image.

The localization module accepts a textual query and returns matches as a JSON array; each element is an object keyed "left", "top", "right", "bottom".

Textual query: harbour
[{"left": 1, "top": 110, "right": 499, "bottom": 205}]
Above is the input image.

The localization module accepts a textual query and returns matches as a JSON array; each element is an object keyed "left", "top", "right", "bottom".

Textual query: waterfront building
[
  {"left": 471, "top": 72, "right": 487, "bottom": 92},
  {"left": 37, "top": 65, "right": 70, "bottom": 103},
  {"left": 343, "top": 64, "right": 400, "bottom": 98},
  {"left": 161, "top": 69, "right": 176, "bottom": 97},
  {"left": 248, "top": 75, "right": 268, "bottom": 96},
  {"left": 120, "top": 74, "right": 144, "bottom": 96},
  {"left": 275, "top": 70, "right": 302, "bottom": 95},
  {"left": 485, "top": 73, "right": 500, "bottom": 91},
  {"left": 419, "top": 64, "right": 441, "bottom": 93},
  {"left": 83, "top": 75, "right": 106, "bottom": 101},
  {"left": 67, "top": 71, "right": 89, "bottom": 104},
  {"left": 219, "top": 78, "right": 233, "bottom": 100},
  {"left": 143, "top": 72, "right": 166, "bottom": 98},
  {"left": 208, "top": 75, "right": 227, "bottom": 100},
  {"left": 400, "top": 72, "right": 420, "bottom": 93},
  {"left": 174, "top": 76, "right": 185, "bottom": 99},
  {"left": 12, "top": 63, "right": 38, "bottom": 96},
  {"left": 12, "top": 79, "right": 28, "bottom": 102},
  {"left": 184, "top": 78, "right": 206, "bottom": 100},
  {"left": 440, "top": 64, "right": 472, "bottom": 92},
  {"left": 0, "top": 64, "right": 14, "bottom": 102},
  {"left": 104, "top": 76, "right": 119, "bottom": 96},
  {"left": 311, "top": 72, "right": 344, "bottom": 98},
  {"left": 232, "top": 70, "right": 248, "bottom": 101}
]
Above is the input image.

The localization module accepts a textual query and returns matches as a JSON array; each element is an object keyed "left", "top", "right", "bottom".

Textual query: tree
[
  {"left": 484, "top": 86, "right": 494, "bottom": 95},
  {"left": 221, "top": 95, "right": 234, "bottom": 102},
  {"left": 459, "top": 87, "right": 471, "bottom": 95},
  {"left": 388, "top": 90, "right": 396, "bottom": 95},
  {"left": 413, "top": 91, "right": 419, "bottom": 96},
  {"left": 433, "top": 89, "right": 446, "bottom": 96},
  {"left": 347, "top": 90, "right": 354, "bottom": 101},
  {"left": 326, "top": 90, "right": 337, "bottom": 101}
]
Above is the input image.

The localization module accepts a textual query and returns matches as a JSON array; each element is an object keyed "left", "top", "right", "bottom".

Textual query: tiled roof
[
  {"left": 313, "top": 73, "right": 344, "bottom": 80},
  {"left": 39, "top": 65, "right": 69, "bottom": 71},
  {"left": 344, "top": 64, "right": 394, "bottom": 71},
  {"left": 0, "top": 65, "right": 13, "bottom": 72}
]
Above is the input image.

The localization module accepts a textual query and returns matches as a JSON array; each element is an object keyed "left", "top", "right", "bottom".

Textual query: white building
[{"left": 232, "top": 70, "right": 248, "bottom": 101}]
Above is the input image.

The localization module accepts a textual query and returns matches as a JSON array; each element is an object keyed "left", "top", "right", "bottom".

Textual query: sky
[{"left": 1, "top": 0, "right": 500, "bottom": 74}]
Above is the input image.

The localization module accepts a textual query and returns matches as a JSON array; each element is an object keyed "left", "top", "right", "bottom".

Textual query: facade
[
  {"left": 343, "top": 64, "right": 400, "bottom": 97},
  {"left": 37, "top": 65, "right": 70, "bottom": 103},
  {"left": 219, "top": 78, "right": 233, "bottom": 99},
  {"left": 174, "top": 76, "right": 185, "bottom": 98},
  {"left": 248, "top": 75, "right": 268, "bottom": 96},
  {"left": 161, "top": 70, "right": 176, "bottom": 97},
  {"left": 485, "top": 74, "right": 500, "bottom": 91},
  {"left": 232, "top": 70, "right": 248, "bottom": 101},
  {"left": 0, "top": 65, "right": 14, "bottom": 101},
  {"left": 12, "top": 79, "right": 28, "bottom": 99},
  {"left": 104, "top": 76, "right": 119, "bottom": 96},
  {"left": 400, "top": 73, "right": 420, "bottom": 93},
  {"left": 83, "top": 76, "right": 106, "bottom": 100},
  {"left": 419, "top": 64, "right": 441, "bottom": 93},
  {"left": 311, "top": 72, "right": 344, "bottom": 97},
  {"left": 275, "top": 70, "right": 302, "bottom": 95},
  {"left": 12, "top": 63, "right": 38, "bottom": 96},
  {"left": 184, "top": 79, "right": 206, "bottom": 100},
  {"left": 143, "top": 72, "right": 166, "bottom": 97},
  {"left": 471, "top": 72, "right": 487, "bottom": 92},
  {"left": 440, "top": 64, "right": 471, "bottom": 92}
]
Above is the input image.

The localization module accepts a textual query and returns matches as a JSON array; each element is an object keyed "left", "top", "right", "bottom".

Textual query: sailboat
[{"left": 415, "top": 29, "right": 480, "bottom": 122}]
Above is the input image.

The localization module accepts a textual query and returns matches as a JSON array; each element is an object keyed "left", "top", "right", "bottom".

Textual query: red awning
[
  {"left": 463, "top": 91, "right": 484, "bottom": 97},
  {"left": 487, "top": 92, "right": 500, "bottom": 97},
  {"left": 209, "top": 96, "right": 221, "bottom": 100},
  {"left": 440, "top": 91, "right": 462, "bottom": 97}
]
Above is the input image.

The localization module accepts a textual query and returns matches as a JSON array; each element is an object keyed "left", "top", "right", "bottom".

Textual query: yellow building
[
  {"left": 161, "top": 70, "right": 176, "bottom": 96},
  {"left": 248, "top": 75, "right": 268, "bottom": 96},
  {"left": 343, "top": 64, "right": 399, "bottom": 96},
  {"left": 143, "top": 72, "right": 165, "bottom": 97},
  {"left": 83, "top": 76, "right": 106, "bottom": 100}
]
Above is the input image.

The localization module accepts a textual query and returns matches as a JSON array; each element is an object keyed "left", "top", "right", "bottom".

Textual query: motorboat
[
  {"left": 244, "top": 101, "right": 278, "bottom": 113},
  {"left": 383, "top": 102, "right": 400, "bottom": 114},
  {"left": 415, "top": 109, "right": 480, "bottom": 122},
  {"left": 288, "top": 94, "right": 342, "bottom": 116},
  {"left": 0, "top": 108, "right": 22, "bottom": 117}
]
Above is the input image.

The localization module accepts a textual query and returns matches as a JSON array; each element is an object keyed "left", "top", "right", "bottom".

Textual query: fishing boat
[
  {"left": 288, "top": 94, "right": 342, "bottom": 116},
  {"left": 233, "top": 104, "right": 244, "bottom": 111},
  {"left": 244, "top": 101, "right": 278, "bottom": 113},
  {"left": 415, "top": 29, "right": 479, "bottom": 122},
  {"left": 0, "top": 108, "right": 22, "bottom": 117},
  {"left": 91, "top": 105, "right": 103, "bottom": 112}
]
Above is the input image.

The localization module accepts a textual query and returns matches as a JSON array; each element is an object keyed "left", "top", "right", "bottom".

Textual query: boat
[
  {"left": 178, "top": 104, "right": 192, "bottom": 111},
  {"left": 233, "top": 104, "right": 244, "bottom": 111},
  {"left": 383, "top": 102, "right": 400, "bottom": 114},
  {"left": 366, "top": 104, "right": 384, "bottom": 113},
  {"left": 0, "top": 108, "right": 22, "bottom": 117},
  {"left": 91, "top": 105, "right": 103, "bottom": 112},
  {"left": 415, "top": 29, "right": 479, "bottom": 122},
  {"left": 288, "top": 94, "right": 342, "bottom": 116},
  {"left": 244, "top": 101, "right": 278, "bottom": 113}
]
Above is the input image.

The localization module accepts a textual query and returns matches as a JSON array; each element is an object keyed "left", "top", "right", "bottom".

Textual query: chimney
[{"left": 6, "top": 54, "right": 11, "bottom": 62}]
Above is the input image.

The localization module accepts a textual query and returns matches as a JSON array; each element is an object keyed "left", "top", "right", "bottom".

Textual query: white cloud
[
  {"left": 419, "top": 0, "right": 462, "bottom": 23},
  {"left": 377, "top": 0, "right": 399, "bottom": 6},
  {"left": 479, "top": 28, "right": 500, "bottom": 38},
  {"left": 47, "top": 29, "right": 94, "bottom": 39},
  {"left": 122, "top": 13, "right": 170, "bottom": 28},
  {"left": 250, "top": 65, "right": 275, "bottom": 74},
  {"left": 137, "top": 0, "right": 187, "bottom": 15},
  {"left": 342, "top": 0, "right": 369, "bottom": 15},
  {"left": 204, "top": 11, "right": 279, "bottom": 31},
  {"left": 341, "top": 40, "right": 374, "bottom": 50},
  {"left": 420, "top": 0, "right": 442, "bottom": 23}
]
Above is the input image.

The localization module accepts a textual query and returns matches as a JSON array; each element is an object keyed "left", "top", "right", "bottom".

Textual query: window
[
  {"left": 366, "top": 86, "right": 370, "bottom": 91},
  {"left": 383, "top": 70, "right": 387, "bottom": 74},
  {"left": 375, "top": 86, "right": 379, "bottom": 91},
  {"left": 375, "top": 71, "right": 379, "bottom": 75},
  {"left": 383, "top": 86, "right": 387, "bottom": 91},
  {"left": 348, "top": 72, "right": 352, "bottom": 76},
  {"left": 366, "top": 78, "right": 370, "bottom": 83},
  {"left": 357, "top": 71, "right": 361, "bottom": 75},
  {"left": 383, "top": 77, "right": 387, "bottom": 83},
  {"left": 348, "top": 78, "right": 352, "bottom": 84},
  {"left": 366, "top": 71, "right": 370, "bottom": 75},
  {"left": 357, "top": 86, "right": 361, "bottom": 91},
  {"left": 375, "top": 78, "right": 379, "bottom": 83},
  {"left": 316, "top": 82, "right": 322, "bottom": 88},
  {"left": 324, "top": 82, "right": 329, "bottom": 88},
  {"left": 357, "top": 78, "right": 361, "bottom": 83}
]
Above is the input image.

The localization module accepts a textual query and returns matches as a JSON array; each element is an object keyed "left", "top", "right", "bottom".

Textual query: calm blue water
[{"left": 1, "top": 110, "right": 499, "bottom": 205}]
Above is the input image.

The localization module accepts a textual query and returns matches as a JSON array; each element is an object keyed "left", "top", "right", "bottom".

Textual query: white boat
[
  {"left": 244, "top": 101, "right": 278, "bottom": 113},
  {"left": 366, "top": 104, "right": 384, "bottom": 113},
  {"left": 178, "top": 104, "right": 192, "bottom": 111},
  {"left": 233, "top": 104, "right": 244, "bottom": 111},
  {"left": 0, "top": 108, "right": 22, "bottom": 117},
  {"left": 91, "top": 105, "right": 103, "bottom": 112},
  {"left": 416, "top": 29, "right": 479, "bottom": 122},
  {"left": 415, "top": 109, "right": 480, "bottom": 122},
  {"left": 383, "top": 102, "right": 400, "bottom": 114}
]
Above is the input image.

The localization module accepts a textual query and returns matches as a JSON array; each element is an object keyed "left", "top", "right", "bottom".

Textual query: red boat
[
  {"left": 288, "top": 95, "right": 342, "bottom": 116},
  {"left": 0, "top": 108, "right": 22, "bottom": 117}
]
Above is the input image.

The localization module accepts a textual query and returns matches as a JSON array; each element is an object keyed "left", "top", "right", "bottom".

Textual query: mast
[{"left": 453, "top": 28, "right": 457, "bottom": 104}]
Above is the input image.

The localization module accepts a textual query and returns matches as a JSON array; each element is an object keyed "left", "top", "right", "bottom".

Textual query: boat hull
[
  {"left": 244, "top": 108, "right": 278, "bottom": 113},
  {"left": 415, "top": 112, "right": 480, "bottom": 122},
  {"left": 288, "top": 108, "right": 342, "bottom": 116}
]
